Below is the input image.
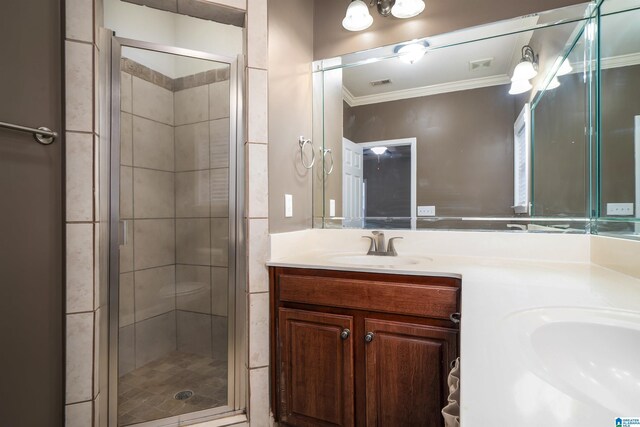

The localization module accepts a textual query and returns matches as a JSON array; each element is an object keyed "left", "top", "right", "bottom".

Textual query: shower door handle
[{"left": 119, "top": 220, "right": 128, "bottom": 246}]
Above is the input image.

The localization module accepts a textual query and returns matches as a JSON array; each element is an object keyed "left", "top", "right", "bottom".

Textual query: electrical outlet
[
  {"left": 285, "top": 194, "right": 293, "bottom": 217},
  {"left": 418, "top": 206, "right": 436, "bottom": 217},
  {"left": 606, "top": 203, "right": 633, "bottom": 216}
]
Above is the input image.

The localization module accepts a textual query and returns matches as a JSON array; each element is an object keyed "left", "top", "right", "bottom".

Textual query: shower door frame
[{"left": 108, "top": 35, "right": 246, "bottom": 427}]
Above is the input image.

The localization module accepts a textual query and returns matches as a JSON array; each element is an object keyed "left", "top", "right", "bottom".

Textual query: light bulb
[
  {"left": 509, "top": 79, "right": 532, "bottom": 95},
  {"left": 546, "top": 76, "right": 561, "bottom": 90},
  {"left": 512, "top": 60, "right": 538, "bottom": 82},
  {"left": 370, "top": 146, "right": 388, "bottom": 155},
  {"left": 397, "top": 43, "right": 427, "bottom": 64},
  {"left": 342, "top": 0, "right": 373, "bottom": 32},
  {"left": 391, "top": 0, "right": 425, "bottom": 18},
  {"left": 557, "top": 58, "right": 573, "bottom": 76}
]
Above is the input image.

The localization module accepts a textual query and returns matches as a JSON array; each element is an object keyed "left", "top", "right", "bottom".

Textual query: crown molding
[
  {"left": 343, "top": 74, "right": 512, "bottom": 107},
  {"left": 601, "top": 52, "right": 640, "bottom": 70}
]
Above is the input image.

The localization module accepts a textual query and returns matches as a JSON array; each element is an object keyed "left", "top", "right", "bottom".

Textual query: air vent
[
  {"left": 469, "top": 58, "right": 493, "bottom": 71},
  {"left": 370, "top": 78, "right": 392, "bottom": 86}
]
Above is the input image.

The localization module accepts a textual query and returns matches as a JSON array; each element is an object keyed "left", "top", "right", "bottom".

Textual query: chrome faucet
[{"left": 362, "top": 231, "right": 403, "bottom": 256}]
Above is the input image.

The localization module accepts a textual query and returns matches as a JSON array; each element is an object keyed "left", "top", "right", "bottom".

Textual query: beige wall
[
  {"left": 268, "top": 0, "right": 315, "bottom": 232},
  {"left": 343, "top": 84, "right": 521, "bottom": 217},
  {"left": 313, "top": 0, "right": 588, "bottom": 60}
]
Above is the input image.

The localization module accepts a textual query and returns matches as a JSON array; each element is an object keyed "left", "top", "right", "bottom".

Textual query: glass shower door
[{"left": 112, "top": 42, "right": 237, "bottom": 426}]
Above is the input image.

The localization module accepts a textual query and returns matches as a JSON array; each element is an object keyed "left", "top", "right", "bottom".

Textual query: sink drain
[{"left": 174, "top": 390, "right": 194, "bottom": 401}]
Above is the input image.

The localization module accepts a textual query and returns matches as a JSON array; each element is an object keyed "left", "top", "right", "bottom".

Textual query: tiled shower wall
[
  {"left": 65, "top": 0, "right": 269, "bottom": 425},
  {"left": 118, "top": 60, "right": 232, "bottom": 376}
]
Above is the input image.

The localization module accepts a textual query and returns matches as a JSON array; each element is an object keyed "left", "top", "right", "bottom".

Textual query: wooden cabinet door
[
  {"left": 279, "top": 308, "right": 355, "bottom": 427},
  {"left": 364, "top": 319, "right": 457, "bottom": 427}
]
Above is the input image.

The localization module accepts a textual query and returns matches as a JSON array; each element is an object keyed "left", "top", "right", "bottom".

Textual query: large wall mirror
[
  {"left": 312, "top": 2, "right": 600, "bottom": 232},
  {"left": 597, "top": 0, "right": 640, "bottom": 239}
]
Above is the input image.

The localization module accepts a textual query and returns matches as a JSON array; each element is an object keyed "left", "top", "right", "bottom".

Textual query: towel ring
[
  {"left": 322, "top": 148, "right": 334, "bottom": 175},
  {"left": 298, "top": 136, "right": 315, "bottom": 169}
]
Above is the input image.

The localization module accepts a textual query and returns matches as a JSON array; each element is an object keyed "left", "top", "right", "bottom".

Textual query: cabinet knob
[
  {"left": 340, "top": 328, "right": 351, "bottom": 340},
  {"left": 364, "top": 332, "right": 374, "bottom": 343},
  {"left": 449, "top": 312, "right": 461, "bottom": 324}
]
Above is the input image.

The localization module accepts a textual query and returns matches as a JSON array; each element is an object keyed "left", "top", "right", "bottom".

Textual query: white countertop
[{"left": 267, "top": 230, "right": 640, "bottom": 426}]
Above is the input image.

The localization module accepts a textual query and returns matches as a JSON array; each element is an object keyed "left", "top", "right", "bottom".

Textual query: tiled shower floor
[{"left": 118, "top": 352, "right": 227, "bottom": 426}]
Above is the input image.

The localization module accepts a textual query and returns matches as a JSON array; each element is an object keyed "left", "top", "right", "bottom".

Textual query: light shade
[
  {"left": 391, "top": 0, "right": 425, "bottom": 18},
  {"left": 398, "top": 43, "right": 427, "bottom": 64},
  {"left": 342, "top": 0, "right": 373, "bottom": 32},
  {"left": 370, "top": 146, "right": 388, "bottom": 155},
  {"left": 546, "top": 76, "right": 561, "bottom": 90},
  {"left": 512, "top": 60, "right": 538, "bottom": 82},
  {"left": 509, "top": 79, "right": 532, "bottom": 95},
  {"left": 557, "top": 58, "right": 573, "bottom": 76}
]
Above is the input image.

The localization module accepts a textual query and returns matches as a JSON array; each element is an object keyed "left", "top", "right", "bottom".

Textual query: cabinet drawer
[{"left": 279, "top": 273, "right": 459, "bottom": 320}]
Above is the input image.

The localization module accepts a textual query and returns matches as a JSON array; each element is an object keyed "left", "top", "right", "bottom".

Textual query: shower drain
[{"left": 174, "top": 390, "right": 194, "bottom": 401}]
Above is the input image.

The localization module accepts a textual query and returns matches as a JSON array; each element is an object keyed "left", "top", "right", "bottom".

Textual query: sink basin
[
  {"left": 326, "top": 254, "right": 430, "bottom": 267},
  {"left": 508, "top": 307, "right": 640, "bottom": 415}
]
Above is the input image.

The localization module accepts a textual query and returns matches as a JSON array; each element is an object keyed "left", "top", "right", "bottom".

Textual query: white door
[{"left": 342, "top": 137, "right": 364, "bottom": 228}]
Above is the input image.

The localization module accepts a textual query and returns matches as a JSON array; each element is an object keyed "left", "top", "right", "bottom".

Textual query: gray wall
[
  {"left": 268, "top": 0, "right": 315, "bottom": 233},
  {"left": 344, "top": 84, "right": 521, "bottom": 217},
  {"left": 600, "top": 64, "right": 640, "bottom": 212}
]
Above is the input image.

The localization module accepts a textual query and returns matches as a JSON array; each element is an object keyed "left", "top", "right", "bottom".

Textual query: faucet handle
[
  {"left": 362, "top": 236, "right": 377, "bottom": 254},
  {"left": 386, "top": 237, "right": 403, "bottom": 256}
]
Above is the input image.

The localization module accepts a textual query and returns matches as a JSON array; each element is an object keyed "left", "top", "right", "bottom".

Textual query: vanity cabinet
[{"left": 270, "top": 267, "right": 461, "bottom": 427}]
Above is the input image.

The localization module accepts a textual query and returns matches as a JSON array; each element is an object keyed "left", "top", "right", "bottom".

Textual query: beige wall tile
[
  {"left": 248, "top": 292, "right": 269, "bottom": 368},
  {"left": 120, "top": 221, "right": 134, "bottom": 273},
  {"left": 66, "top": 223, "right": 94, "bottom": 314},
  {"left": 204, "top": 0, "right": 246, "bottom": 10},
  {"left": 249, "top": 367, "right": 270, "bottom": 427},
  {"left": 211, "top": 315, "right": 228, "bottom": 361},
  {"left": 135, "top": 311, "right": 176, "bottom": 367},
  {"left": 247, "top": 0, "right": 267, "bottom": 70},
  {"left": 211, "top": 218, "right": 229, "bottom": 267},
  {"left": 119, "top": 272, "right": 134, "bottom": 327},
  {"left": 132, "top": 77, "right": 174, "bottom": 125},
  {"left": 133, "top": 168, "right": 175, "bottom": 218},
  {"left": 66, "top": 0, "right": 93, "bottom": 51},
  {"left": 211, "top": 267, "right": 228, "bottom": 316},
  {"left": 175, "top": 85, "right": 209, "bottom": 126},
  {"left": 120, "top": 112, "right": 133, "bottom": 166},
  {"left": 176, "top": 264, "right": 211, "bottom": 313},
  {"left": 65, "top": 41, "right": 93, "bottom": 132},
  {"left": 210, "top": 118, "right": 230, "bottom": 169},
  {"left": 134, "top": 219, "right": 175, "bottom": 269},
  {"left": 176, "top": 218, "right": 211, "bottom": 265},
  {"left": 121, "top": 72, "right": 133, "bottom": 114},
  {"left": 135, "top": 265, "right": 176, "bottom": 321},
  {"left": 132, "top": 116, "right": 175, "bottom": 171},
  {"left": 66, "top": 133, "right": 94, "bottom": 222},
  {"left": 118, "top": 324, "right": 135, "bottom": 376},
  {"left": 247, "top": 68, "right": 268, "bottom": 143},
  {"left": 176, "top": 170, "right": 210, "bottom": 218},
  {"left": 65, "top": 401, "right": 92, "bottom": 427},
  {"left": 210, "top": 80, "right": 230, "bottom": 120},
  {"left": 175, "top": 122, "right": 210, "bottom": 171},
  {"left": 210, "top": 168, "right": 229, "bottom": 217},
  {"left": 66, "top": 312, "right": 94, "bottom": 403},
  {"left": 120, "top": 166, "right": 133, "bottom": 219},
  {"left": 248, "top": 219, "right": 269, "bottom": 293},
  {"left": 177, "top": 311, "right": 213, "bottom": 356},
  {"left": 246, "top": 143, "right": 268, "bottom": 218}
]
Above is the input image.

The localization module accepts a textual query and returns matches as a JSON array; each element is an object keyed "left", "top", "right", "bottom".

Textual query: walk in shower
[{"left": 108, "top": 37, "right": 244, "bottom": 426}]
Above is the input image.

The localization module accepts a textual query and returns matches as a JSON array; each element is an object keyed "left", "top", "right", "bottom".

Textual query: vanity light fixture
[
  {"left": 546, "top": 76, "right": 561, "bottom": 90},
  {"left": 342, "top": 0, "right": 374, "bottom": 31},
  {"left": 556, "top": 57, "right": 573, "bottom": 76},
  {"left": 509, "top": 45, "right": 538, "bottom": 95},
  {"left": 370, "top": 146, "right": 388, "bottom": 155},
  {"left": 396, "top": 41, "right": 429, "bottom": 64},
  {"left": 342, "top": 0, "right": 425, "bottom": 32}
]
